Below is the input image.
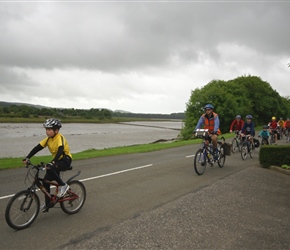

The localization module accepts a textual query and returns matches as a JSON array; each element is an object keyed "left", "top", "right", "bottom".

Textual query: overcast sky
[{"left": 0, "top": 1, "right": 289, "bottom": 114}]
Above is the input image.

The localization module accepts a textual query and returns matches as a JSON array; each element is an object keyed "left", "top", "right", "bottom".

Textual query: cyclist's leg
[
  {"left": 211, "top": 134, "right": 219, "bottom": 159},
  {"left": 211, "top": 134, "right": 218, "bottom": 150}
]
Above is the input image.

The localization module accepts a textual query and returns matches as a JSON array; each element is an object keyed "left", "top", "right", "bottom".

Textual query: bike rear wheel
[
  {"left": 218, "top": 146, "right": 226, "bottom": 168},
  {"left": 60, "top": 180, "right": 86, "bottom": 214},
  {"left": 5, "top": 190, "right": 40, "bottom": 230},
  {"left": 194, "top": 148, "right": 207, "bottom": 175},
  {"left": 241, "top": 142, "right": 248, "bottom": 160}
]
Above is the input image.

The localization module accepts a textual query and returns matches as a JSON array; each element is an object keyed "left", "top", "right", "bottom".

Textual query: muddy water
[{"left": 0, "top": 121, "right": 183, "bottom": 158}]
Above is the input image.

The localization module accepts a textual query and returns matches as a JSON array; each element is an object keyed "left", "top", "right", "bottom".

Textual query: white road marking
[
  {"left": 79, "top": 164, "right": 153, "bottom": 182},
  {"left": 186, "top": 155, "right": 195, "bottom": 158},
  {"left": 0, "top": 164, "right": 154, "bottom": 200}
]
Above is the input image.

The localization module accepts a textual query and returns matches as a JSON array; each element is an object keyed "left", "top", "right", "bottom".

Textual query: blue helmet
[
  {"left": 246, "top": 115, "right": 253, "bottom": 119},
  {"left": 204, "top": 104, "right": 214, "bottom": 110}
]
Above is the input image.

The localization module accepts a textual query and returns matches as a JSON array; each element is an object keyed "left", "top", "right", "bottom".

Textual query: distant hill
[
  {"left": 0, "top": 101, "right": 185, "bottom": 119},
  {"left": 0, "top": 101, "right": 47, "bottom": 109}
]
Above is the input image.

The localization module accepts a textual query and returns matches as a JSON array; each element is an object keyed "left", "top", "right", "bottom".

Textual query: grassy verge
[{"left": 0, "top": 133, "right": 235, "bottom": 170}]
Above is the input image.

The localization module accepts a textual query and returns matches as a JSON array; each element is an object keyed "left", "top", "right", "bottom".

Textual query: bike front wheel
[
  {"left": 60, "top": 180, "right": 86, "bottom": 214},
  {"left": 231, "top": 138, "right": 238, "bottom": 153},
  {"left": 241, "top": 142, "right": 248, "bottom": 160},
  {"left": 194, "top": 149, "right": 207, "bottom": 175},
  {"left": 250, "top": 143, "right": 255, "bottom": 158},
  {"left": 218, "top": 146, "right": 226, "bottom": 168},
  {"left": 5, "top": 190, "right": 40, "bottom": 230}
]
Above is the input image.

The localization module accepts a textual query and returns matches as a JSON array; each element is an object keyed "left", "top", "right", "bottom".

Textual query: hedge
[{"left": 259, "top": 145, "right": 290, "bottom": 168}]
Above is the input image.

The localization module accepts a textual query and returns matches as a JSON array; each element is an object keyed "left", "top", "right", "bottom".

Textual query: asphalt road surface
[{"left": 0, "top": 141, "right": 289, "bottom": 249}]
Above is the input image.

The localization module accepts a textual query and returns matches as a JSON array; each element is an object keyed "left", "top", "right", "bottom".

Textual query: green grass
[{"left": 0, "top": 132, "right": 236, "bottom": 170}]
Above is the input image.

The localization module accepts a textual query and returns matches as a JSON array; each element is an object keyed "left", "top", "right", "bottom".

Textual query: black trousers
[{"left": 43, "top": 156, "right": 72, "bottom": 205}]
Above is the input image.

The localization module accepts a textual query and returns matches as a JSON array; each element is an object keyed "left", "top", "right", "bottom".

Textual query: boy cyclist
[
  {"left": 258, "top": 125, "right": 270, "bottom": 145},
  {"left": 241, "top": 115, "right": 255, "bottom": 145},
  {"left": 23, "top": 118, "right": 72, "bottom": 212}
]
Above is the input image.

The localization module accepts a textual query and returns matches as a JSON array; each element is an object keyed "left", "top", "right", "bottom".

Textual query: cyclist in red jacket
[
  {"left": 229, "top": 115, "right": 244, "bottom": 133},
  {"left": 268, "top": 116, "right": 279, "bottom": 144}
]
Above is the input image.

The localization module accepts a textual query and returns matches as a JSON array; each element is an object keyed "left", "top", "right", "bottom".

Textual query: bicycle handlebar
[{"left": 25, "top": 160, "right": 46, "bottom": 171}]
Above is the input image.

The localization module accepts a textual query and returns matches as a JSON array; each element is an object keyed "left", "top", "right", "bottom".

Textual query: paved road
[{"left": 0, "top": 141, "right": 289, "bottom": 249}]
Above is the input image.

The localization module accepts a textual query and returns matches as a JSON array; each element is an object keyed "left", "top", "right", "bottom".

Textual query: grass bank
[{"left": 0, "top": 133, "right": 235, "bottom": 170}]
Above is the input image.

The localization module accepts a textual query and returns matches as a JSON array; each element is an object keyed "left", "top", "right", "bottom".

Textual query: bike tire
[
  {"left": 241, "top": 142, "right": 248, "bottom": 160},
  {"left": 194, "top": 148, "right": 207, "bottom": 175},
  {"left": 270, "top": 135, "right": 274, "bottom": 145},
  {"left": 286, "top": 134, "right": 290, "bottom": 143},
  {"left": 60, "top": 180, "right": 86, "bottom": 215},
  {"left": 218, "top": 146, "right": 226, "bottom": 168},
  {"left": 231, "top": 138, "right": 238, "bottom": 153},
  {"left": 250, "top": 143, "right": 255, "bottom": 158},
  {"left": 5, "top": 190, "right": 40, "bottom": 230}
]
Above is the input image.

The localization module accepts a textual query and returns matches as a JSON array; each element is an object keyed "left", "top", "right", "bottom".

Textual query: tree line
[
  {"left": 0, "top": 104, "right": 112, "bottom": 120},
  {"left": 181, "top": 75, "right": 290, "bottom": 139},
  {"left": 0, "top": 102, "right": 185, "bottom": 120}
]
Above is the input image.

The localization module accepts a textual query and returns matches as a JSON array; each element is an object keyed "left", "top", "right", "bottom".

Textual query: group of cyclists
[
  {"left": 229, "top": 114, "right": 290, "bottom": 145},
  {"left": 194, "top": 104, "right": 290, "bottom": 149},
  {"left": 17, "top": 106, "right": 290, "bottom": 215}
]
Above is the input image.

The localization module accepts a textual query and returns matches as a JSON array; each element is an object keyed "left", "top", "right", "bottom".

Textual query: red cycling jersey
[
  {"left": 230, "top": 119, "right": 244, "bottom": 131},
  {"left": 268, "top": 121, "right": 278, "bottom": 129}
]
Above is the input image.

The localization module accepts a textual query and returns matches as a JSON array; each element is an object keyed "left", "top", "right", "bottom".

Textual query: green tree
[{"left": 181, "top": 75, "right": 289, "bottom": 139}]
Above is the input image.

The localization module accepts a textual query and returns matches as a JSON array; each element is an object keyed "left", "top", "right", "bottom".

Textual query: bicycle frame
[
  {"left": 269, "top": 129, "right": 277, "bottom": 144},
  {"left": 241, "top": 135, "right": 255, "bottom": 160},
  {"left": 30, "top": 163, "right": 81, "bottom": 208}
]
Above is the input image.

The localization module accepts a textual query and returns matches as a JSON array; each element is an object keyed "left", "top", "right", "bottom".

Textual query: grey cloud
[{"left": 0, "top": 2, "right": 289, "bottom": 72}]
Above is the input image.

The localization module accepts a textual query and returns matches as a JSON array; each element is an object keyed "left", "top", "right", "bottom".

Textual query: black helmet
[
  {"left": 43, "top": 118, "right": 62, "bottom": 130},
  {"left": 262, "top": 125, "right": 268, "bottom": 129}
]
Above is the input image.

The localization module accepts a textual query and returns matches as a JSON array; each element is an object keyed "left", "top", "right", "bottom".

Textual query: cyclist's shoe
[
  {"left": 40, "top": 203, "right": 49, "bottom": 213},
  {"left": 57, "top": 183, "right": 69, "bottom": 198}
]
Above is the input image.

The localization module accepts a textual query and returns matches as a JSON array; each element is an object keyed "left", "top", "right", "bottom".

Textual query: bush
[{"left": 259, "top": 145, "right": 290, "bottom": 168}]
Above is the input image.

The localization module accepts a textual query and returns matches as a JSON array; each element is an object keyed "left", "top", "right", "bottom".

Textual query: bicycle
[
  {"left": 278, "top": 126, "right": 283, "bottom": 140},
  {"left": 241, "top": 135, "right": 255, "bottom": 160},
  {"left": 5, "top": 160, "right": 86, "bottom": 230},
  {"left": 193, "top": 129, "right": 226, "bottom": 175},
  {"left": 269, "top": 129, "right": 277, "bottom": 145},
  {"left": 231, "top": 130, "right": 242, "bottom": 153},
  {"left": 259, "top": 136, "right": 269, "bottom": 146},
  {"left": 285, "top": 128, "right": 290, "bottom": 143}
]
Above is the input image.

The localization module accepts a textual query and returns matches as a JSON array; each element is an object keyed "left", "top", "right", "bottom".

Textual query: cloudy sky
[{"left": 0, "top": 1, "right": 289, "bottom": 114}]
